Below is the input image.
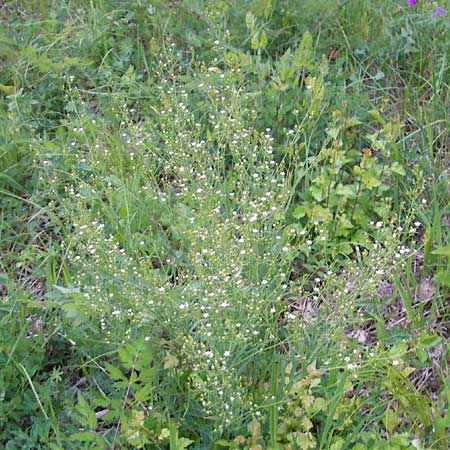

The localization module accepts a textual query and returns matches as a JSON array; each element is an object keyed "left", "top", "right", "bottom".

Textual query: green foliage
[{"left": 1, "top": 0, "right": 449, "bottom": 449}]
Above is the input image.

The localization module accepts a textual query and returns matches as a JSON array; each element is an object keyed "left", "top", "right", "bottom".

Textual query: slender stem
[
  {"left": 326, "top": 141, "right": 339, "bottom": 208},
  {"left": 111, "top": 355, "right": 138, "bottom": 450},
  {"left": 350, "top": 176, "right": 362, "bottom": 223}
]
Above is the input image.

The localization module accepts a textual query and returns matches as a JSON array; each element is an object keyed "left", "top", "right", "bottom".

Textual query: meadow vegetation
[{"left": 1, "top": 0, "right": 449, "bottom": 448}]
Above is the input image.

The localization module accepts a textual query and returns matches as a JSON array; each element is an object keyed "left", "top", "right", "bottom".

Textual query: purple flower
[
  {"left": 407, "top": 0, "right": 416, "bottom": 5},
  {"left": 433, "top": 6, "right": 447, "bottom": 16}
]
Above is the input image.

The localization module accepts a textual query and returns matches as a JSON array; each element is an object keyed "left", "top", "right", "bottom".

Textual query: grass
[{"left": 0, "top": 0, "right": 449, "bottom": 449}]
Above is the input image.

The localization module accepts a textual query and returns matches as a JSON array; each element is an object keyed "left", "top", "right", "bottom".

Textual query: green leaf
[
  {"left": 434, "top": 270, "right": 450, "bottom": 287},
  {"left": 278, "top": 49, "right": 293, "bottom": 82},
  {"left": 70, "top": 431, "right": 96, "bottom": 442},
  {"left": 301, "top": 416, "right": 313, "bottom": 432},
  {"left": 336, "top": 184, "right": 356, "bottom": 198},
  {"left": 345, "top": 117, "right": 361, "bottom": 128},
  {"left": 246, "top": 11, "right": 256, "bottom": 32},
  {"left": 330, "top": 439, "right": 344, "bottom": 450},
  {"left": 292, "top": 205, "right": 306, "bottom": 219},
  {"left": 311, "top": 396, "right": 327, "bottom": 413},
  {"left": 362, "top": 168, "right": 382, "bottom": 189},
  {"left": 417, "top": 334, "right": 441, "bottom": 348},
  {"left": 248, "top": 417, "right": 261, "bottom": 440},
  {"left": 0, "top": 173, "right": 27, "bottom": 192},
  {"left": 390, "top": 433, "right": 411, "bottom": 446},
  {"left": 310, "top": 204, "right": 333, "bottom": 223},
  {"left": 105, "top": 363, "right": 126, "bottom": 381},
  {"left": 259, "top": 30, "right": 268, "bottom": 49},
  {"left": 125, "top": 428, "right": 150, "bottom": 449},
  {"left": 76, "top": 393, "right": 97, "bottom": 430},
  {"left": 310, "top": 184, "right": 324, "bottom": 202},
  {"left": 415, "top": 347, "right": 428, "bottom": 363},
  {"left": 388, "top": 342, "right": 408, "bottom": 359},
  {"left": 432, "top": 246, "right": 450, "bottom": 257},
  {"left": 214, "top": 439, "right": 239, "bottom": 449},
  {"left": 296, "top": 432, "right": 315, "bottom": 449},
  {"left": 139, "top": 365, "right": 158, "bottom": 382},
  {"left": 178, "top": 437, "right": 194, "bottom": 449},
  {"left": 134, "top": 384, "right": 153, "bottom": 402},
  {"left": 384, "top": 408, "right": 400, "bottom": 433},
  {"left": 251, "top": 33, "right": 260, "bottom": 51},
  {"left": 0, "top": 83, "right": 16, "bottom": 95},
  {"left": 118, "top": 345, "right": 135, "bottom": 368},
  {"left": 390, "top": 162, "right": 406, "bottom": 176},
  {"left": 164, "top": 353, "right": 179, "bottom": 370},
  {"left": 292, "top": 30, "right": 314, "bottom": 71}
]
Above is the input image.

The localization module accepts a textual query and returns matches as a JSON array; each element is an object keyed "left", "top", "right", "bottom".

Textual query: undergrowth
[{"left": 1, "top": 1, "right": 449, "bottom": 449}]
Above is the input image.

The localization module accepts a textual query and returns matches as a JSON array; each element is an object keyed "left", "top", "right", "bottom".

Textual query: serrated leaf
[
  {"left": 259, "top": 30, "right": 268, "bottom": 49},
  {"left": 118, "top": 346, "right": 135, "bottom": 368},
  {"left": 293, "top": 30, "right": 314, "bottom": 71},
  {"left": 76, "top": 393, "right": 97, "bottom": 430},
  {"left": 134, "top": 384, "right": 153, "bottom": 402},
  {"left": 246, "top": 11, "right": 256, "bottom": 31},
  {"left": 278, "top": 49, "right": 293, "bottom": 82},
  {"left": 251, "top": 33, "right": 260, "bottom": 51},
  {"left": 105, "top": 363, "right": 126, "bottom": 381}
]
